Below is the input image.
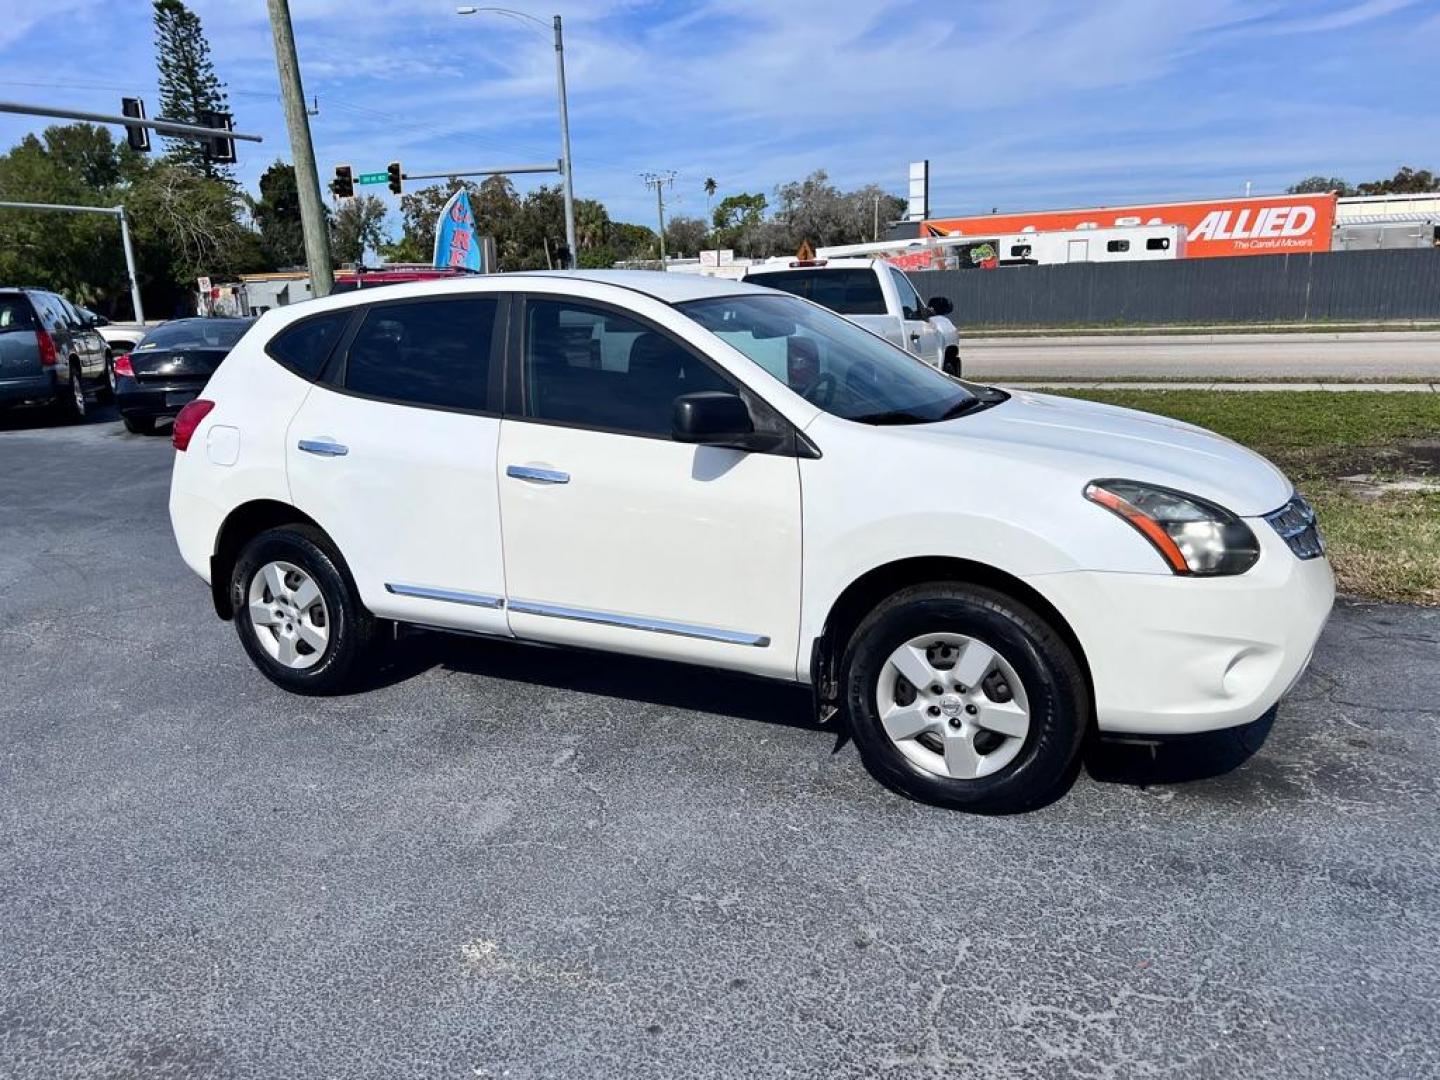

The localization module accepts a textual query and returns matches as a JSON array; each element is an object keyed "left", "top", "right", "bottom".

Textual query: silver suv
[{"left": 0, "top": 288, "right": 110, "bottom": 421}]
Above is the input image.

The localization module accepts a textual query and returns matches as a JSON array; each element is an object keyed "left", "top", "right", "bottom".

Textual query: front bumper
[{"left": 1028, "top": 523, "right": 1335, "bottom": 735}]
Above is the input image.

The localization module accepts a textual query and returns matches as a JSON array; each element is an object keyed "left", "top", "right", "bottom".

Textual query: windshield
[
  {"left": 678, "top": 293, "right": 978, "bottom": 425},
  {"left": 745, "top": 268, "right": 886, "bottom": 315},
  {"left": 138, "top": 319, "right": 253, "bottom": 351}
]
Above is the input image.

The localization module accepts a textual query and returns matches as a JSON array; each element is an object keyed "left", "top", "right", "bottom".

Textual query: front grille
[{"left": 1264, "top": 493, "right": 1325, "bottom": 560}]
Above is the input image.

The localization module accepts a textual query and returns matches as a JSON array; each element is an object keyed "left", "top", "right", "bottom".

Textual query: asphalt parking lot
[{"left": 2, "top": 406, "right": 1438, "bottom": 1080}]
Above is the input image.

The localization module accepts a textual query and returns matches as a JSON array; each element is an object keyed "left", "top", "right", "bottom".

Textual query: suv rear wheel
[
  {"left": 231, "top": 526, "right": 376, "bottom": 694},
  {"left": 63, "top": 360, "right": 87, "bottom": 421},
  {"left": 842, "top": 583, "right": 1088, "bottom": 813}
]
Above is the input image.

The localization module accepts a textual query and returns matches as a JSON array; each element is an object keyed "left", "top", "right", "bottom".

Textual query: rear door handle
[
  {"left": 298, "top": 438, "right": 349, "bottom": 457},
  {"left": 506, "top": 464, "right": 569, "bottom": 485}
]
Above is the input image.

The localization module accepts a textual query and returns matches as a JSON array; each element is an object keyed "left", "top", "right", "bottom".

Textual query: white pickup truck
[{"left": 744, "top": 258, "right": 962, "bottom": 375}]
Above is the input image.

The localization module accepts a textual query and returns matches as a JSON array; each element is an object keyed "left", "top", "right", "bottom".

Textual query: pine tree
[{"left": 152, "top": 0, "right": 233, "bottom": 182}]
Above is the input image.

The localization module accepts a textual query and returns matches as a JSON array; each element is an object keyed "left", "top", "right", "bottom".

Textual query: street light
[{"left": 456, "top": 5, "right": 577, "bottom": 269}]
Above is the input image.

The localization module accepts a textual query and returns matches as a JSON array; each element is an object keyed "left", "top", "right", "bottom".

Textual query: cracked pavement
[{"left": 2, "top": 412, "right": 1437, "bottom": 1079}]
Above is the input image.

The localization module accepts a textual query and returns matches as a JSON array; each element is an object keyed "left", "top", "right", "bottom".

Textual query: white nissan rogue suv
[{"left": 169, "top": 270, "right": 1334, "bottom": 813}]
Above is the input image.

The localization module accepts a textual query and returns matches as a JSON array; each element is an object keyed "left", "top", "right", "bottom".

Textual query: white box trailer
[{"left": 821, "top": 224, "right": 1186, "bottom": 270}]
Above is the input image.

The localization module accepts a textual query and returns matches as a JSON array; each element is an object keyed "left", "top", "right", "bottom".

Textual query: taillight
[
  {"left": 36, "top": 329, "right": 58, "bottom": 367},
  {"left": 114, "top": 353, "right": 134, "bottom": 377},
  {"left": 172, "top": 399, "right": 215, "bottom": 451}
]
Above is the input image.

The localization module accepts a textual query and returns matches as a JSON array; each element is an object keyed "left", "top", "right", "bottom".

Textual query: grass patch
[{"left": 1050, "top": 390, "right": 1440, "bottom": 605}]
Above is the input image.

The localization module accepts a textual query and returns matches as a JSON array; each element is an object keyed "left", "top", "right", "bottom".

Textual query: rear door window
[
  {"left": 749, "top": 269, "right": 887, "bottom": 316},
  {"left": 341, "top": 297, "right": 500, "bottom": 412}
]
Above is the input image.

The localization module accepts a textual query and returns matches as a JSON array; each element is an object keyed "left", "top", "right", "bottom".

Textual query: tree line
[{"left": 1288, "top": 167, "right": 1437, "bottom": 197}]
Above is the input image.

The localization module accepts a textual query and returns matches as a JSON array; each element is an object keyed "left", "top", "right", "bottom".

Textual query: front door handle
[
  {"left": 506, "top": 464, "right": 569, "bottom": 485},
  {"left": 298, "top": 438, "right": 349, "bottom": 457}
]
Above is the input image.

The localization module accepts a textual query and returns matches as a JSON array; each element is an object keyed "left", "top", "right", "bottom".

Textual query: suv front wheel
[
  {"left": 231, "top": 526, "right": 376, "bottom": 694},
  {"left": 842, "top": 583, "right": 1088, "bottom": 813}
]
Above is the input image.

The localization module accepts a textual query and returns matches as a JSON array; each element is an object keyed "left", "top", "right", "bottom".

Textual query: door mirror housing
[
  {"left": 927, "top": 295, "right": 954, "bottom": 317},
  {"left": 672, "top": 391, "right": 755, "bottom": 448}
]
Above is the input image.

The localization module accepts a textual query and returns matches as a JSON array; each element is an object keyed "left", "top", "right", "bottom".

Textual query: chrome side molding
[
  {"left": 384, "top": 583, "right": 505, "bottom": 609},
  {"left": 508, "top": 598, "right": 770, "bottom": 647}
]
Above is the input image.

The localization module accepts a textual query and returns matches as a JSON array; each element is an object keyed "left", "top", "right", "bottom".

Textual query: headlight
[{"left": 1084, "top": 479, "right": 1260, "bottom": 576}]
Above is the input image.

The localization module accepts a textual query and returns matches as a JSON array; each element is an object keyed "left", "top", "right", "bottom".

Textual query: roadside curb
[{"left": 997, "top": 381, "right": 1440, "bottom": 393}]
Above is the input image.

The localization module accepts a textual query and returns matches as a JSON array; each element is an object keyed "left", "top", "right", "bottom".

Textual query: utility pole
[
  {"left": 641, "top": 171, "right": 674, "bottom": 267},
  {"left": 266, "top": 0, "right": 333, "bottom": 297},
  {"left": 873, "top": 195, "right": 880, "bottom": 242},
  {"left": 552, "top": 15, "right": 577, "bottom": 268}
]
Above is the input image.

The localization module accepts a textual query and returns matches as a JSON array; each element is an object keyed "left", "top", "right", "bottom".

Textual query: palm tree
[{"left": 703, "top": 177, "right": 718, "bottom": 241}]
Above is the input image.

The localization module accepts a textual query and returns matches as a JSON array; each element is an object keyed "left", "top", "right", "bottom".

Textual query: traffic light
[
  {"left": 332, "top": 164, "right": 354, "bottom": 200},
  {"left": 198, "top": 110, "right": 236, "bottom": 165},
  {"left": 387, "top": 160, "right": 403, "bottom": 196},
  {"left": 120, "top": 97, "right": 150, "bottom": 153}
]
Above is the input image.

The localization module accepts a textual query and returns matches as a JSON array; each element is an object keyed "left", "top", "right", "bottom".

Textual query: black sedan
[{"left": 115, "top": 318, "right": 254, "bottom": 434}]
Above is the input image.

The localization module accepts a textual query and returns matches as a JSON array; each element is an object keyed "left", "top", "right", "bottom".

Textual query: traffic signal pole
[
  {"left": 0, "top": 200, "right": 145, "bottom": 321},
  {"left": 265, "top": 0, "right": 333, "bottom": 297}
]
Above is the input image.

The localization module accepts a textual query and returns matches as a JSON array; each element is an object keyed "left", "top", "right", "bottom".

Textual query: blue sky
[{"left": 1, "top": 0, "right": 1437, "bottom": 232}]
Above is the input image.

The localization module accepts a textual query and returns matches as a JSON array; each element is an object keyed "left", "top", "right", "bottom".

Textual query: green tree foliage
[
  {"left": 663, "top": 215, "right": 708, "bottom": 258},
  {"left": 249, "top": 160, "right": 308, "bottom": 268},
  {"left": 1289, "top": 168, "right": 1438, "bottom": 197},
  {"left": 152, "top": 0, "right": 233, "bottom": 182},
  {"left": 1355, "top": 166, "right": 1437, "bottom": 195},
  {"left": 1288, "top": 175, "right": 1355, "bottom": 196},
  {"left": 0, "top": 123, "right": 264, "bottom": 318},
  {"left": 330, "top": 194, "right": 390, "bottom": 265}
]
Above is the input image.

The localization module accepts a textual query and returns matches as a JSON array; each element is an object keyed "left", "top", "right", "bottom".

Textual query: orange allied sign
[{"left": 924, "top": 193, "right": 1336, "bottom": 259}]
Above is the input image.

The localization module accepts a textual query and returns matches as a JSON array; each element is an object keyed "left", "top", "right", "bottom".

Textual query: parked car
[
  {"left": 744, "top": 258, "right": 963, "bottom": 375},
  {"left": 115, "top": 317, "right": 254, "bottom": 434},
  {"left": 168, "top": 271, "right": 1333, "bottom": 813},
  {"left": 0, "top": 287, "right": 109, "bottom": 420},
  {"left": 78, "top": 309, "right": 157, "bottom": 396}
]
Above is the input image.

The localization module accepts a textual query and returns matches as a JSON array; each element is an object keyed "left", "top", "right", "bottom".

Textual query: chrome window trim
[
  {"left": 508, "top": 598, "right": 770, "bottom": 647},
  {"left": 385, "top": 583, "right": 506, "bottom": 609}
]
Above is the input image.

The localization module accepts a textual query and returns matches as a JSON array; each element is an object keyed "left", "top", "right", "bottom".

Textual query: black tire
[
  {"left": 121, "top": 413, "right": 155, "bottom": 435},
  {"left": 101, "top": 352, "right": 116, "bottom": 400},
  {"left": 230, "top": 525, "right": 377, "bottom": 695},
  {"left": 62, "top": 361, "right": 87, "bottom": 421},
  {"left": 842, "top": 582, "right": 1088, "bottom": 814}
]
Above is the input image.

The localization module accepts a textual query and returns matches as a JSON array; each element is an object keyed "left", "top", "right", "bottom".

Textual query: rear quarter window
[
  {"left": 265, "top": 311, "right": 351, "bottom": 380},
  {"left": 0, "top": 294, "right": 37, "bottom": 332}
]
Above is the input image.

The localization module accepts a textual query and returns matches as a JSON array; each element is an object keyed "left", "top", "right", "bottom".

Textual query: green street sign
[{"left": 357, "top": 171, "right": 388, "bottom": 185}]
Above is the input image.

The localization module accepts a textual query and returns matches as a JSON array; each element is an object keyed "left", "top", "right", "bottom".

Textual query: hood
[{"left": 910, "top": 389, "right": 1292, "bottom": 516}]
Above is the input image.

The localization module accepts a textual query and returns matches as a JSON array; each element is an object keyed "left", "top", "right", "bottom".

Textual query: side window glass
[
  {"left": 524, "top": 299, "right": 733, "bottom": 436},
  {"left": 342, "top": 298, "right": 498, "bottom": 411},
  {"left": 890, "top": 269, "right": 924, "bottom": 320},
  {"left": 268, "top": 311, "right": 351, "bottom": 380},
  {"left": 0, "top": 296, "right": 37, "bottom": 332}
]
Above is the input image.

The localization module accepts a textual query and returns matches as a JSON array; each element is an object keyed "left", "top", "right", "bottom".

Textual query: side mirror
[
  {"left": 672, "top": 391, "right": 754, "bottom": 448},
  {"left": 91, "top": 315, "right": 110, "bottom": 327},
  {"left": 927, "top": 295, "right": 954, "bottom": 317}
]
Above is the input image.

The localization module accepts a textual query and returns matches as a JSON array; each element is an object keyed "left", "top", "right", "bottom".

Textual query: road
[
  {"left": 2, "top": 407, "right": 1438, "bottom": 1080},
  {"left": 962, "top": 330, "right": 1440, "bottom": 380}
]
